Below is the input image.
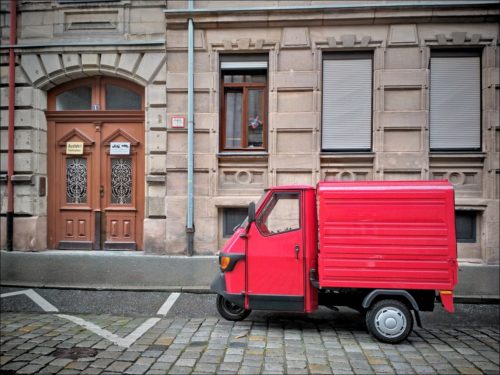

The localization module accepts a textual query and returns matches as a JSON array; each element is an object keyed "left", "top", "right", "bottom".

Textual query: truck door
[{"left": 247, "top": 191, "right": 305, "bottom": 311}]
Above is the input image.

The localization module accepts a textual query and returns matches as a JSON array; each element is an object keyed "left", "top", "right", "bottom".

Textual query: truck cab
[{"left": 211, "top": 181, "right": 457, "bottom": 343}]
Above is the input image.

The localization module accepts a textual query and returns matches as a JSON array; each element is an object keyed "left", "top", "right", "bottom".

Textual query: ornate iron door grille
[
  {"left": 66, "top": 157, "right": 87, "bottom": 204},
  {"left": 111, "top": 157, "right": 132, "bottom": 204}
]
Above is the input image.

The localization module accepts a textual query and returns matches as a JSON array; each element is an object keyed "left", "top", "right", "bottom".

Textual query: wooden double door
[{"left": 48, "top": 115, "right": 144, "bottom": 250}]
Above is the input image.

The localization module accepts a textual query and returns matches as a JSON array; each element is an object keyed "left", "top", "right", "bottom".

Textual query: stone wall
[{"left": 0, "top": 0, "right": 167, "bottom": 251}]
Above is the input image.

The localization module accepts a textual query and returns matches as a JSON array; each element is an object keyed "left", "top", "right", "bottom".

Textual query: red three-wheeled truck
[{"left": 211, "top": 180, "right": 458, "bottom": 343}]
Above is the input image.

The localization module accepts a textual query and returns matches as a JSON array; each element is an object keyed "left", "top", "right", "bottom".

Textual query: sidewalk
[
  {"left": 1, "top": 311, "right": 499, "bottom": 374},
  {"left": 1, "top": 250, "right": 499, "bottom": 302},
  {"left": 0, "top": 251, "right": 218, "bottom": 292}
]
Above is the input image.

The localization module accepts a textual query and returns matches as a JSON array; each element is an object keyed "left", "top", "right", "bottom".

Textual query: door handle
[
  {"left": 295, "top": 244, "right": 299, "bottom": 260},
  {"left": 99, "top": 185, "right": 104, "bottom": 198}
]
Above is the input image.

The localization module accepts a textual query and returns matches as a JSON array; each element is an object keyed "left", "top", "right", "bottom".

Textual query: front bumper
[{"left": 210, "top": 272, "right": 245, "bottom": 308}]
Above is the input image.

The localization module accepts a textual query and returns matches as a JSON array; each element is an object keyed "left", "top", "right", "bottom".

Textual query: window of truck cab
[
  {"left": 256, "top": 192, "right": 300, "bottom": 236},
  {"left": 219, "top": 55, "right": 268, "bottom": 152}
]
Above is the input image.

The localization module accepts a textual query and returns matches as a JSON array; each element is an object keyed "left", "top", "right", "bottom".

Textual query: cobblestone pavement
[{"left": 1, "top": 312, "right": 499, "bottom": 374}]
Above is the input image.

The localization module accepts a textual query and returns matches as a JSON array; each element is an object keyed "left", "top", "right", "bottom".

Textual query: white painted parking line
[
  {"left": 1, "top": 289, "right": 166, "bottom": 348},
  {"left": 156, "top": 292, "right": 180, "bottom": 316},
  {"left": 57, "top": 314, "right": 161, "bottom": 348},
  {"left": 0, "top": 289, "right": 59, "bottom": 313}
]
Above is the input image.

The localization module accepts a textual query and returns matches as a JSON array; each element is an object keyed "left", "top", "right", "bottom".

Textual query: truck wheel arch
[{"left": 362, "top": 289, "right": 422, "bottom": 328}]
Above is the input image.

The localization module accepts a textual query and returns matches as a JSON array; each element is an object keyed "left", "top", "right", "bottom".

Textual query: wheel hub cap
[{"left": 375, "top": 307, "right": 406, "bottom": 338}]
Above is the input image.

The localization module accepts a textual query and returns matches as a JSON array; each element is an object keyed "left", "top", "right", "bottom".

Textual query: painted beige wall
[{"left": 164, "top": 2, "right": 499, "bottom": 265}]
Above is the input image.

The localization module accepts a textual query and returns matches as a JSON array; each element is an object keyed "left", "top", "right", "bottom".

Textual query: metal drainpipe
[
  {"left": 6, "top": 0, "right": 17, "bottom": 252},
  {"left": 186, "top": 0, "right": 195, "bottom": 256}
]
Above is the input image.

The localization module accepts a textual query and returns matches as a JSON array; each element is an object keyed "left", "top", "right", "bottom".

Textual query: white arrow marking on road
[
  {"left": 157, "top": 292, "right": 180, "bottom": 316},
  {"left": 0, "top": 289, "right": 59, "bottom": 312},
  {"left": 56, "top": 314, "right": 161, "bottom": 348}
]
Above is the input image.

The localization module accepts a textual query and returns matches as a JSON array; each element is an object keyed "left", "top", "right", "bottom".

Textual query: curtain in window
[{"left": 225, "top": 92, "right": 243, "bottom": 148}]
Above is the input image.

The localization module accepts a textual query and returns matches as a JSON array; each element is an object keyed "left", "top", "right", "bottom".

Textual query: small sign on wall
[
  {"left": 171, "top": 116, "right": 185, "bottom": 128},
  {"left": 66, "top": 142, "right": 84, "bottom": 155},
  {"left": 110, "top": 142, "right": 131, "bottom": 155}
]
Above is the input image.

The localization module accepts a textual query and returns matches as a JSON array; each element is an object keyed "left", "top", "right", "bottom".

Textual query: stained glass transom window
[
  {"left": 66, "top": 158, "right": 87, "bottom": 204},
  {"left": 111, "top": 158, "right": 132, "bottom": 204}
]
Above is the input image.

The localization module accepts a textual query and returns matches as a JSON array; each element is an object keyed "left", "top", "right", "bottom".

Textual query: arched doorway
[{"left": 47, "top": 77, "right": 145, "bottom": 250}]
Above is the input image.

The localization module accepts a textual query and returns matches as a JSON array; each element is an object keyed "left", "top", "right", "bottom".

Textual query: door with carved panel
[{"left": 47, "top": 77, "right": 144, "bottom": 250}]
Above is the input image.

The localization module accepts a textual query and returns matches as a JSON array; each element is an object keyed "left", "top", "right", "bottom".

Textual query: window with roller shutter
[
  {"left": 321, "top": 52, "right": 373, "bottom": 151},
  {"left": 430, "top": 50, "right": 481, "bottom": 151}
]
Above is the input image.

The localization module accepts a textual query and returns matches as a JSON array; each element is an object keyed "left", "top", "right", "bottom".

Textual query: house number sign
[
  {"left": 171, "top": 116, "right": 185, "bottom": 128},
  {"left": 110, "top": 142, "right": 131, "bottom": 155}
]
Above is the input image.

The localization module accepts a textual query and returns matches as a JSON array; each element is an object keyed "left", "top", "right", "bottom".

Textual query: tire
[
  {"left": 366, "top": 299, "right": 413, "bottom": 344},
  {"left": 216, "top": 295, "right": 251, "bottom": 321}
]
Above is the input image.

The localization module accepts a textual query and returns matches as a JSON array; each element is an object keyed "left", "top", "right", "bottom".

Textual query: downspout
[
  {"left": 6, "top": 0, "right": 17, "bottom": 251},
  {"left": 186, "top": 0, "right": 194, "bottom": 256}
]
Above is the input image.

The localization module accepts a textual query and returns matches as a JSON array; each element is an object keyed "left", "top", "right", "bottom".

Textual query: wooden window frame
[{"left": 220, "top": 68, "right": 268, "bottom": 152}]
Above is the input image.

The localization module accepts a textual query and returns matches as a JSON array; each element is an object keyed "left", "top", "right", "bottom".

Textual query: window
[
  {"left": 222, "top": 208, "right": 248, "bottom": 237},
  {"left": 66, "top": 157, "right": 88, "bottom": 204},
  {"left": 56, "top": 86, "right": 92, "bottom": 110},
  {"left": 106, "top": 84, "right": 142, "bottom": 110},
  {"left": 49, "top": 77, "right": 143, "bottom": 112},
  {"left": 455, "top": 211, "right": 477, "bottom": 243},
  {"left": 322, "top": 53, "right": 373, "bottom": 151},
  {"left": 430, "top": 50, "right": 481, "bottom": 150},
  {"left": 256, "top": 192, "right": 300, "bottom": 235},
  {"left": 220, "top": 55, "right": 268, "bottom": 151}
]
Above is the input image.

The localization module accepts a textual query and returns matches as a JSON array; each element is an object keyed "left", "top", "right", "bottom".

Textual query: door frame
[
  {"left": 47, "top": 111, "right": 146, "bottom": 250},
  {"left": 47, "top": 77, "right": 145, "bottom": 251},
  {"left": 47, "top": 111, "right": 145, "bottom": 250}
]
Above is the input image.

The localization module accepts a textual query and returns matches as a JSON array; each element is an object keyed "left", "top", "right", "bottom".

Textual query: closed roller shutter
[
  {"left": 430, "top": 56, "right": 481, "bottom": 150},
  {"left": 322, "top": 58, "right": 372, "bottom": 150}
]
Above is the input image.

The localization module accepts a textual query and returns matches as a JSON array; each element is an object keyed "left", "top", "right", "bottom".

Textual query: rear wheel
[
  {"left": 216, "top": 295, "right": 251, "bottom": 321},
  {"left": 366, "top": 299, "right": 413, "bottom": 343}
]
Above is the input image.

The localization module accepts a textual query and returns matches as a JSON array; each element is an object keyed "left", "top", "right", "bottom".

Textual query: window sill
[
  {"left": 430, "top": 151, "right": 485, "bottom": 157},
  {"left": 320, "top": 152, "right": 375, "bottom": 165},
  {"left": 217, "top": 151, "right": 268, "bottom": 157},
  {"left": 217, "top": 151, "right": 269, "bottom": 164},
  {"left": 429, "top": 152, "right": 486, "bottom": 165}
]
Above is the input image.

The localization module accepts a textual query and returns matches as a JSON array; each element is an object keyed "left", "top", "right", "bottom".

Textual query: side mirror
[{"left": 248, "top": 202, "right": 256, "bottom": 223}]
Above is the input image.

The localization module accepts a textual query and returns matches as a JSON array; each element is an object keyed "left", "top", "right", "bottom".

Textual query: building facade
[{"left": 1, "top": 1, "right": 499, "bottom": 293}]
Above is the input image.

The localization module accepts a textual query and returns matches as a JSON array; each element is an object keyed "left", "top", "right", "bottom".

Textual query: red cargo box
[{"left": 318, "top": 180, "right": 457, "bottom": 291}]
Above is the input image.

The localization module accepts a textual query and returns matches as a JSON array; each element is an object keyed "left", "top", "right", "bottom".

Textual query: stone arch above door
[{"left": 20, "top": 52, "right": 166, "bottom": 90}]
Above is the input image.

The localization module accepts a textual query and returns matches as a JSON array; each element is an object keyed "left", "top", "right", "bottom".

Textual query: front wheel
[
  {"left": 216, "top": 295, "right": 251, "bottom": 321},
  {"left": 366, "top": 299, "right": 413, "bottom": 344}
]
